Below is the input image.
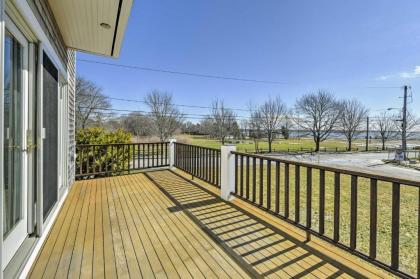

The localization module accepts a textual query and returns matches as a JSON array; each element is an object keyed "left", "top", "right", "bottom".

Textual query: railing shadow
[{"left": 146, "top": 170, "right": 369, "bottom": 279}]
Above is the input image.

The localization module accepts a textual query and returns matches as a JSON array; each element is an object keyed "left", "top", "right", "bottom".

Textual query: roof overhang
[{"left": 48, "top": 0, "right": 133, "bottom": 58}]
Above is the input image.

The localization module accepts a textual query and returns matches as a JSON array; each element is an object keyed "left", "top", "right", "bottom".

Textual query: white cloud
[
  {"left": 376, "top": 65, "right": 420, "bottom": 81},
  {"left": 399, "top": 65, "right": 420, "bottom": 79},
  {"left": 376, "top": 75, "right": 393, "bottom": 81}
]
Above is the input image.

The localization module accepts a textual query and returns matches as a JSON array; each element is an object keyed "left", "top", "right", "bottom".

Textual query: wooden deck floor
[{"left": 28, "top": 170, "right": 393, "bottom": 279}]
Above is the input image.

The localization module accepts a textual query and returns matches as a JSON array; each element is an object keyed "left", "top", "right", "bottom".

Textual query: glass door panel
[
  {"left": 2, "top": 16, "right": 28, "bottom": 269},
  {"left": 3, "top": 32, "right": 23, "bottom": 237}
]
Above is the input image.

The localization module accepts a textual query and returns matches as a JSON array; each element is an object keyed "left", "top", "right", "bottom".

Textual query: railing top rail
[
  {"left": 174, "top": 142, "right": 221, "bottom": 152},
  {"left": 232, "top": 151, "right": 420, "bottom": 187},
  {"left": 76, "top": 142, "right": 169, "bottom": 147}
]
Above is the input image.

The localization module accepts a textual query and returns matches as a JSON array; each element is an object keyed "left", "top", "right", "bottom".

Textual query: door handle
[{"left": 24, "top": 144, "right": 37, "bottom": 152}]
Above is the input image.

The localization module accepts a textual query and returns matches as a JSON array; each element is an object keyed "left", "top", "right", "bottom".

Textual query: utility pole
[
  {"left": 402, "top": 85, "right": 408, "bottom": 155},
  {"left": 365, "top": 116, "right": 369, "bottom": 151}
]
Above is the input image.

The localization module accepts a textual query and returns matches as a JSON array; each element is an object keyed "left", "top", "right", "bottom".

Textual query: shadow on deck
[{"left": 29, "top": 170, "right": 392, "bottom": 278}]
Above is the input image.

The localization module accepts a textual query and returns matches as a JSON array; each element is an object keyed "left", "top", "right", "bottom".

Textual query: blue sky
[{"left": 77, "top": 0, "right": 420, "bottom": 121}]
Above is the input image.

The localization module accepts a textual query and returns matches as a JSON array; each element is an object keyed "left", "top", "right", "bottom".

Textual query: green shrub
[
  {"left": 76, "top": 127, "right": 131, "bottom": 145},
  {"left": 76, "top": 128, "right": 132, "bottom": 178}
]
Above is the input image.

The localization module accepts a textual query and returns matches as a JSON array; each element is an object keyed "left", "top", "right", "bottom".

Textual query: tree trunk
[
  {"left": 315, "top": 139, "right": 320, "bottom": 152},
  {"left": 382, "top": 139, "right": 386, "bottom": 150},
  {"left": 348, "top": 138, "right": 352, "bottom": 151},
  {"left": 268, "top": 140, "right": 272, "bottom": 153}
]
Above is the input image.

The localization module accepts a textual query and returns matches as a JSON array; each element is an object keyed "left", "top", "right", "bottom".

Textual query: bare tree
[
  {"left": 281, "top": 113, "right": 294, "bottom": 140},
  {"left": 211, "top": 100, "right": 237, "bottom": 144},
  {"left": 145, "top": 90, "right": 184, "bottom": 141},
  {"left": 295, "top": 90, "right": 342, "bottom": 152},
  {"left": 394, "top": 110, "right": 420, "bottom": 142},
  {"left": 373, "top": 112, "right": 396, "bottom": 150},
  {"left": 199, "top": 116, "right": 216, "bottom": 137},
  {"left": 248, "top": 110, "right": 264, "bottom": 152},
  {"left": 258, "top": 97, "right": 287, "bottom": 152},
  {"left": 121, "top": 112, "right": 153, "bottom": 137},
  {"left": 75, "top": 77, "right": 111, "bottom": 129},
  {"left": 339, "top": 99, "right": 368, "bottom": 151}
]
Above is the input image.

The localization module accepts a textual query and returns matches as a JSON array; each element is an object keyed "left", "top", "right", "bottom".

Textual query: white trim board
[
  {"left": 12, "top": 0, "right": 67, "bottom": 77},
  {"left": 0, "top": 0, "right": 6, "bottom": 277}
]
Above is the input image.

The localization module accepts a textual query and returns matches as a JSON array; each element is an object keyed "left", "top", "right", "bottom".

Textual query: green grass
[
  {"left": 181, "top": 135, "right": 383, "bottom": 152},
  {"left": 232, "top": 163, "right": 419, "bottom": 276},
  {"left": 179, "top": 134, "right": 419, "bottom": 275}
]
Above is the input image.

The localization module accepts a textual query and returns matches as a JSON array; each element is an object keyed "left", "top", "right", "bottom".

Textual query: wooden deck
[{"left": 28, "top": 170, "right": 393, "bottom": 278}]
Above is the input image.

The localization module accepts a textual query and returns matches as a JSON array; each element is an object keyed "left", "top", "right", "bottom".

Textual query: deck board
[{"left": 29, "top": 170, "right": 394, "bottom": 279}]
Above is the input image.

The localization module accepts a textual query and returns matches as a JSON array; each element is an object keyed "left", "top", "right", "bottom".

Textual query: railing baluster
[
  {"left": 391, "top": 182, "right": 400, "bottom": 269},
  {"left": 235, "top": 154, "right": 238, "bottom": 194},
  {"left": 161, "top": 142, "right": 164, "bottom": 166},
  {"left": 147, "top": 143, "right": 150, "bottom": 168},
  {"left": 334, "top": 172, "right": 340, "bottom": 242},
  {"left": 319, "top": 169, "right": 325, "bottom": 235},
  {"left": 240, "top": 155, "right": 244, "bottom": 197},
  {"left": 111, "top": 145, "right": 114, "bottom": 173},
  {"left": 142, "top": 144, "right": 145, "bottom": 168},
  {"left": 306, "top": 167, "right": 312, "bottom": 228},
  {"left": 252, "top": 157, "right": 256, "bottom": 203},
  {"left": 275, "top": 161, "right": 280, "bottom": 214},
  {"left": 246, "top": 156, "right": 250, "bottom": 200},
  {"left": 350, "top": 175, "right": 358, "bottom": 250},
  {"left": 208, "top": 149, "right": 211, "bottom": 182},
  {"left": 369, "top": 178, "right": 378, "bottom": 259},
  {"left": 201, "top": 147, "right": 204, "bottom": 179},
  {"left": 259, "top": 158, "right": 264, "bottom": 206},
  {"left": 285, "top": 163, "right": 289, "bottom": 218},
  {"left": 267, "top": 160, "right": 271, "bottom": 210},
  {"left": 136, "top": 144, "right": 140, "bottom": 169},
  {"left": 98, "top": 146, "right": 102, "bottom": 173},
  {"left": 86, "top": 146, "right": 90, "bottom": 174},
  {"left": 295, "top": 165, "right": 300, "bottom": 223},
  {"left": 153, "top": 143, "right": 156, "bottom": 168},
  {"left": 127, "top": 144, "right": 131, "bottom": 173}
]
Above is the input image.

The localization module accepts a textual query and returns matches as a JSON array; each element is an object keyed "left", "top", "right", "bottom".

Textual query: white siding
[{"left": 67, "top": 49, "right": 76, "bottom": 186}]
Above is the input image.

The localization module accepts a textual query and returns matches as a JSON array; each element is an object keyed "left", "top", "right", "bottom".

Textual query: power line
[
  {"left": 77, "top": 59, "right": 293, "bottom": 85},
  {"left": 105, "top": 96, "right": 253, "bottom": 112},
  {"left": 78, "top": 59, "right": 404, "bottom": 89},
  {"left": 81, "top": 106, "right": 398, "bottom": 122}
]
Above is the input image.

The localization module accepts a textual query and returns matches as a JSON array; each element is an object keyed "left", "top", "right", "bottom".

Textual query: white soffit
[{"left": 48, "top": 0, "right": 133, "bottom": 58}]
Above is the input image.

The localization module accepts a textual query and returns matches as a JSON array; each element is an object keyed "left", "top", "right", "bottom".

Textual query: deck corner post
[
  {"left": 221, "top": 145, "right": 236, "bottom": 201},
  {"left": 169, "top": 139, "right": 177, "bottom": 169}
]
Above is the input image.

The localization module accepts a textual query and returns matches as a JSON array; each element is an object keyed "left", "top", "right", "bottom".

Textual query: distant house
[{"left": 0, "top": 0, "right": 132, "bottom": 277}]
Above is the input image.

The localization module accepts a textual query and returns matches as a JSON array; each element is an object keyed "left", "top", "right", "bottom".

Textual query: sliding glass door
[
  {"left": 2, "top": 19, "right": 28, "bottom": 269},
  {"left": 42, "top": 52, "right": 58, "bottom": 220}
]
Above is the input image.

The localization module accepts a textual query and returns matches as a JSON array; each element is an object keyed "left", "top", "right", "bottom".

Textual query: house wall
[
  {"left": 26, "top": 0, "right": 66, "bottom": 65},
  {"left": 67, "top": 49, "right": 76, "bottom": 187}
]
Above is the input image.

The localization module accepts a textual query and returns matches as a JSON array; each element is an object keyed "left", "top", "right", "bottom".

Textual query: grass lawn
[
  {"left": 177, "top": 134, "right": 419, "bottom": 275},
  {"left": 186, "top": 158, "right": 418, "bottom": 276},
  {"left": 180, "top": 135, "right": 383, "bottom": 152},
  {"left": 230, "top": 162, "right": 419, "bottom": 277}
]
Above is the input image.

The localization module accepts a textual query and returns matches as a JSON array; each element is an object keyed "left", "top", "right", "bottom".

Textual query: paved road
[{"left": 269, "top": 152, "right": 420, "bottom": 183}]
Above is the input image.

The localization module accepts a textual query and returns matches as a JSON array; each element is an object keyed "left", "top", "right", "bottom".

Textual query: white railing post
[
  {"left": 169, "top": 139, "right": 176, "bottom": 169},
  {"left": 221, "top": 145, "right": 236, "bottom": 201}
]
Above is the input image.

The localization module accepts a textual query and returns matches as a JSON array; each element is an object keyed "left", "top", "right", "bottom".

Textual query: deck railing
[
  {"left": 231, "top": 151, "right": 420, "bottom": 279},
  {"left": 174, "top": 142, "right": 221, "bottom": 187},
  {"left": 76, "top": 142, "right": 169, "bottom": 178},
  {"left": 74, "top": 140, "right": 419, "bottom": 277}
]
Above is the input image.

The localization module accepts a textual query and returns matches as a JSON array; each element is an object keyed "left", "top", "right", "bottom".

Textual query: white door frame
[
  {"left": 0, "top": 0, "right": 6, "bottom": 275},
  {"left": 2, "top": 13, "right": 29, "bottom": 270}
]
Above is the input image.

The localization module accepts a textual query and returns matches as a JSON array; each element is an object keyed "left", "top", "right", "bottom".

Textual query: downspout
[{"left": 0, "top": 0, "right": 5, "bottom": 277}]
